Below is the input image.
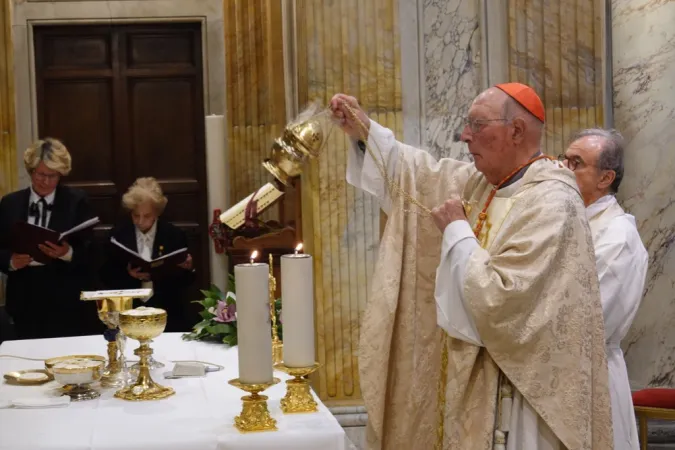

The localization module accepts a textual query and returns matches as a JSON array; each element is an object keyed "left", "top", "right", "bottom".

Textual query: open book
[
  {"left": 10, "top": 217, "right": 100, "bottom": 264},
  {"left": 110, "top": 237, "right": 188, "bottom": 279}
]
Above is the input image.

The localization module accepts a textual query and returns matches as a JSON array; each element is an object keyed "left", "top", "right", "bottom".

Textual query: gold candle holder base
[
  {"left": 228, "top": 378, "right": 281, "bottom": 433},
  {"left": 272, "top": 339, "right": 283, "bottom": 365},
  {"left": 114, "top": 341, "right": 175, "bottom": 401},
  {"left": 273, "top": 362, "right": 320, "bottom": 414}
]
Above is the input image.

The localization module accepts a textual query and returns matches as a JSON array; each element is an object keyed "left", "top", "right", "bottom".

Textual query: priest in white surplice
[
  {"left": 331, "top": 84, "right": 613, "bottom": 450},
  {"left": 562, "top": 129, "right": 648, "bottom": 450}
]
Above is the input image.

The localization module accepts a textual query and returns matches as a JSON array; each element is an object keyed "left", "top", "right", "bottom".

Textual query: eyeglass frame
[
  {"left": 557, "top": 153, "right": 597, "bottom": 172},
  {"left": 462, "top": 118, "right": 512, "bottom": 134},
  {"left": 31, "top": 169, "right": 60, "bottom": 182}
]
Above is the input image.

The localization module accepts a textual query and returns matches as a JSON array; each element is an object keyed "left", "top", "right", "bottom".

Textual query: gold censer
[
  {"left": 262, "top": 104, "right": 334, "bottom": 186},
  {"left": 114, "top": 307, "right": 175, "bottom": 401}
]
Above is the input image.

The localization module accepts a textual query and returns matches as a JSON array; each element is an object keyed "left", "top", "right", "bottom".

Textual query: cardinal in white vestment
[
  {"left": 331, "top": 84, "right": 613, "bottom": 450},
  {"left": 562, "top": 129, "right": 648, "bottom": 450}
]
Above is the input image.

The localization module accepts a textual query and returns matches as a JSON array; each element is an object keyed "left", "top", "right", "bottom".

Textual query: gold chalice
[
  {"left": 114, "top": 307, "right": 175, "bottom": 401},
  {"left": 262, "top": 104, "right": 335, "bottom": 186}
]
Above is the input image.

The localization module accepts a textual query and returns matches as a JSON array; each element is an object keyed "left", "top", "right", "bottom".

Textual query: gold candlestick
[
  {"left": 228, "top": 378, "right": 281, "bottom": 432},
  {"left": 268, "top": 254, "right": 283, "bottom": 364},
  {"left": 273, "top": 362, "right": 320, "bottom": 413}
]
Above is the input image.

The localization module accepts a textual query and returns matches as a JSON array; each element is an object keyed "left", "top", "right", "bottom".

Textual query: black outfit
[
  {"left": 0, "top": 185, "right": 98, "bottom": 339},
  {"left": 100, "top": 218, "right": 195, "bottom": 332}
]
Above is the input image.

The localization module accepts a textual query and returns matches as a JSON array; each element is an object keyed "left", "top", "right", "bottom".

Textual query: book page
[
  {"left": 110, "top": 237, "right": 147, "bottom": 261},
  {"left": 59, "top": 217, "right": 100, "bottom": 240},
  {"left": 154, "top": 247, "right": 188, "bottom": 262},
  {"left": 219, "top": 182, "right": 284, "bottom": 229}
]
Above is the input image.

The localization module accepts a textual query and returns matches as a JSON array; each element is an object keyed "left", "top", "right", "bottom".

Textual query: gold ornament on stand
[
  {"left": 268, "top": 253, "right": 283, "bottom": 364},
  {"left": 80, "top": 289, "right": 152, "bottom": 388},
  {"left": 273, "top": 362, "right": 320, "bottom": 414},
  {"left": 114, "top": 307, "right": 175, "bottom": 401},
  {"left": 228, "top": 377, "right": 281, "bottom": 432}
]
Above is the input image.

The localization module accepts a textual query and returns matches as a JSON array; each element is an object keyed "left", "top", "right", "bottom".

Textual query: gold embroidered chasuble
[{"left": 358, "top": 144, "right": 613, "bottom": 450}]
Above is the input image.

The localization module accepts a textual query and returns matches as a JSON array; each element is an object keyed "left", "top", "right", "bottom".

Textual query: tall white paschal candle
[
  {"left": 280, "top": 253, "right": 315, "bottom": 367},
  {"left": 234, "top": 261, "right": 273, "bottom": 384}
]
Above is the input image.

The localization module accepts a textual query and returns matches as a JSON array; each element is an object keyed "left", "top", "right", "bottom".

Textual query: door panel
[{"left": 34, "top": 23, "right": 209, "bottom": 326}]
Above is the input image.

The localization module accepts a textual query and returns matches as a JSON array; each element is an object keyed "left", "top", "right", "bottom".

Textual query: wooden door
[{"left": 33, "top": 23, "right": 209, "bottom": 324}]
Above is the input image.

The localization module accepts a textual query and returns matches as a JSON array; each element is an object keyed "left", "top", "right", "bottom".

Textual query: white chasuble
[
  {"left": 347, "top": 120, "right": 613, "bottom": 450},
  {"left": 587, "top": 195, "right": 647, "bottom": 450}
]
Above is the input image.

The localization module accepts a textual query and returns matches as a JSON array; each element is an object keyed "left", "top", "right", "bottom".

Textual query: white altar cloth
[{"left": 0, "top": 333, "right": 346, "bottom": 450}]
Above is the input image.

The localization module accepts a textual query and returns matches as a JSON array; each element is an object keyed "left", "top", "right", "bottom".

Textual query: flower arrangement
[{"left": 182, "top": 274, "right": 282, "bottom": 346}]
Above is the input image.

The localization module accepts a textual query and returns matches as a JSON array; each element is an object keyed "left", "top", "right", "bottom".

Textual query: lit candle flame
[
  {"left": 250, "top": 250, "right": 259, "bottom": 264},
  {"left": 295, "top": 243, "right": 303, "bottom": 254}
]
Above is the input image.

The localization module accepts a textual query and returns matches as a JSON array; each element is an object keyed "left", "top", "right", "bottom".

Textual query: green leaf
[
  {"left": 222, "top": 334, "right": 238, "bottom": 346},
  {"left": 199, "top": 309, "right": 215, "bottom": 320},
  {"left": 207, "top": 323, "right": 234, "bottom": 335}
]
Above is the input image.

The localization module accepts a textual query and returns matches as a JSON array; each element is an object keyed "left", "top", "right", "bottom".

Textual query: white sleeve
[
  {"left": 435, "top": 220, "right": 483, "bottom": 346},
  {"left": 594, "top": 226, "right": 648, "bottom": 341},
  {"left": 345, "top": 120, "right": 400, "bottom": 215}
]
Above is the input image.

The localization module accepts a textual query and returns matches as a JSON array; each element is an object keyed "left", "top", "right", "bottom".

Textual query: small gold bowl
[
  {"left": 45, "top": 355, "right": 106, "bottom": 375},
  {"left": 51, "top": 358, "right": 105, "bottom": 401},
  {"left": 51, "top": 359, "right": 104, "bottom": 386}
]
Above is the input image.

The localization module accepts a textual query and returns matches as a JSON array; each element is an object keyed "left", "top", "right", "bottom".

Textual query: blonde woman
[
  {"left": 101, "top": 177, "right": 195, "bottom": 332},
  {"left": 0, "top": 138, "right": 97, "bottom": 339}
]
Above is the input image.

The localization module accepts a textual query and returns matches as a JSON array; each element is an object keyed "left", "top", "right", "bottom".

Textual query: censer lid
[{"left": 287, "top": 119, "right": 324, "bottom": 157}]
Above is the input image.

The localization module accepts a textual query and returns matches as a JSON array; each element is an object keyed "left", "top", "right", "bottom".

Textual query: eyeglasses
[
  {"left": 557, "top": 154, "right": 586, "bottom": 171},
  {"left": 32, "top": 171, "right": 60, "bottom": 182},
  {"left": 463, "top": 118, "right": 510, "bottom": 133}
]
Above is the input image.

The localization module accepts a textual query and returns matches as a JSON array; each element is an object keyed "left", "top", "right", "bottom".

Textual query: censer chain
[{"left": 341, "top": 103, "right": 432, "bottom": 217}]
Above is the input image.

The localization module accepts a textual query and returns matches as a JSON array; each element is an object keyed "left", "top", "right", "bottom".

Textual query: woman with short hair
[
  {"left": 0, "top": 138, "right": 97, "bottom": 339},
  {"left": 101, "top": 177, "right": 195, "bottom": 332}
]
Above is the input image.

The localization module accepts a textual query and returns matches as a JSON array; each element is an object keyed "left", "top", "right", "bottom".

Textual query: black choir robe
[
  {"left": 0, "top": 185, "right": 98, "bottom": 339},
  {"left": 100, "top": 218, "right": 196, "bottom": 332}
]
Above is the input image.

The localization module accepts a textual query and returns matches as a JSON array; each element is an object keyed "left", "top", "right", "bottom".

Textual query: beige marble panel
[
  {"left": 295, "top": 0, "right": 402, "bottom": 405},
  {"left": 423, "top": 0, "right": 481, "bottom": 160},
  {"left": 612, "top": 0, "right": 675, "bottom": 389},
  {"left": 506, "top": 0, "right": 606, "bottom": 156}
]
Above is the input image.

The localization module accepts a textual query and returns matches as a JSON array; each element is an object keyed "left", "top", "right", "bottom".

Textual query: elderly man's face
[
  {"left": 460, "top": 93, "right": 514, "bottom": 181},
  {"left": 562, "top": 135, "right": 611, "bottom": 206}
]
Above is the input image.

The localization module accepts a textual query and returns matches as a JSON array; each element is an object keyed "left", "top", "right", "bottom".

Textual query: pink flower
[{"left": 214, "top": 300, "right": 236, "bottom": 323}]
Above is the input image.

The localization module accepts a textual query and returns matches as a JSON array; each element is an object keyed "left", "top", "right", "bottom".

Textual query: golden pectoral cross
[{"left": 478, "top": 219, "right": 492, "bottom": 248}]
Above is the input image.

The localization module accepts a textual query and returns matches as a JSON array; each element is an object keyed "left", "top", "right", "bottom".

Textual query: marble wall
[
  {"left": 613, "top": 0, "right": 675, "bottom": 389},
  {"left": 421, "top": 0, "right": 481, "bottom": 160}
]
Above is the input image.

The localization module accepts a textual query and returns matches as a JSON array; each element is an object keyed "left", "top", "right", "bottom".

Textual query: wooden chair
[{"left": 633, "top": 389, "right": 675, "bottom": 450}]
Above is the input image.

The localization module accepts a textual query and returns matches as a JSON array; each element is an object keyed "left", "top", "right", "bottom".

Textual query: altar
[{"left": 0, "top": 333, "right": 346, "bottom": 450}]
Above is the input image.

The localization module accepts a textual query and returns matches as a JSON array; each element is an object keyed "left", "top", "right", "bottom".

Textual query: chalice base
[
  {"left": 114, "top": 341, "right": 174, "bottom": 401},
  {"left": 63, "top": 384, "right": 100, "bottom": 401},
  {"left": 114, "top": 382, "right": 174, "bottom": 401}
]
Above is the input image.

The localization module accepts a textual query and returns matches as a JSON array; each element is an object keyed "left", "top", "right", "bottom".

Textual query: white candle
[
  {"left": 234, "top": 255, "right": 273, "bottom": 384},
  {"left": 280, "top": 246, "right": 315, "bottom": 367}
]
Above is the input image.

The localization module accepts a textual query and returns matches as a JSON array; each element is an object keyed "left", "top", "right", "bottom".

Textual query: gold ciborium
[
  {"left": 114, "top": 307, "right": 175, "bottom": 401},
  {"left": 262, "top": 104, "right": 335, "bottom": 186}
]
